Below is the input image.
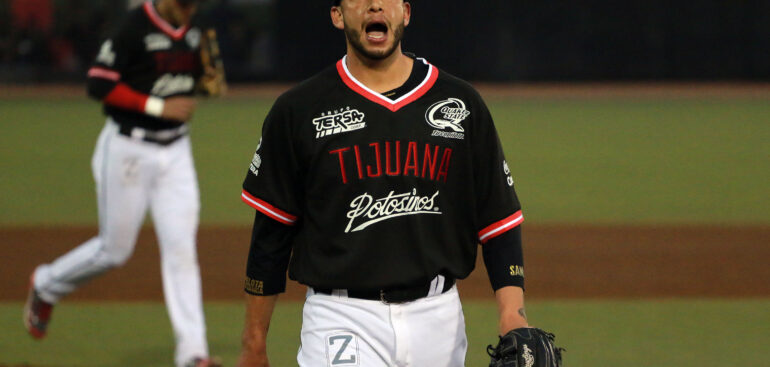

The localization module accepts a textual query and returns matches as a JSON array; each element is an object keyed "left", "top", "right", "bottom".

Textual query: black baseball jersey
[
  {"left": 242, "top": 56, "right": 523, "bottom": 290},
  {"left": 88, "top": 1, "right": 203, "bottom": 130}
]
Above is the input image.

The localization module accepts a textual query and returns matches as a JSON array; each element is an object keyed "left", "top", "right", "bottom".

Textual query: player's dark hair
[{"left": 333, "top": 0, "right": 409, "bottom": 5}]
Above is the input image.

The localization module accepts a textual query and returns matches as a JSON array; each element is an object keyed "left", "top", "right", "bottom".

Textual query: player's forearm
[
  {"left": 242, "top": 293, "right": 277, "bottom": 350},
  {"left": 495, "top": 285, "right": 529, "bottom": 336},
  {"left": 240, "top": 293, "right": 278, "bottom": 366},
  {"left": 87, "top": 75, "right": 166, "bottom": 118}
]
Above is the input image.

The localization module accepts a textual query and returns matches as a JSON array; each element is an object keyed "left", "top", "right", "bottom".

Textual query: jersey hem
[
  {"left": 241, "top": 190, "right": 298, "bottom": 225},
  {"left": 478, "top": 210, "right": 524, "bottom": 243}
]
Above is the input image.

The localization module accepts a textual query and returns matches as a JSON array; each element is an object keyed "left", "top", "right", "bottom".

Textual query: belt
[
  {"left": 117, "top": 124, "right": 187, "bottom": 146},
  {"left": 314, "top": 276, "right": 455, "bottom": 304}
]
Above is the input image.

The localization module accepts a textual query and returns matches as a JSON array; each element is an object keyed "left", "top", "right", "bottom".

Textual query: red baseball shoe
[{"left": 23, "top": 273, "right": 53, "bottom": 339}]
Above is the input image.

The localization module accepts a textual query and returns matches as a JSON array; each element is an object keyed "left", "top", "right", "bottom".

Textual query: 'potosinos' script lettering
[{"left": 345, "top": 189, "right": 441, "bottom": 232}]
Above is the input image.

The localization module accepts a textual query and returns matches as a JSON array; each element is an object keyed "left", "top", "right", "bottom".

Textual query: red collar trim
[
  {"left": 143, "top": 1, "right": 190, "bottom": 41},
  {"left": 336, "top": 56, "right": 439, "bottom": 112}
]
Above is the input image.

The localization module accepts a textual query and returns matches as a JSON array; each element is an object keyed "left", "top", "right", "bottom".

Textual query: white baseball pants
[
  {"left": 33, "top": 120, "right": 208, "bottom": 367},
  {"left": 297, "top": 284, "right": 467, "bottom": 367}
]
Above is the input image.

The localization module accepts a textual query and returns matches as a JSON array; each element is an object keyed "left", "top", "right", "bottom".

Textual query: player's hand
[{"left": 161, "top": 96, "right": 197, "bottom": 122}]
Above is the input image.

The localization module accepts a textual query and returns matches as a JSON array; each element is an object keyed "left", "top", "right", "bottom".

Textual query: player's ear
[
  {"left": 331, "top": 5, "right": 345, "bottom": 30},
  {"left": 403, "top": 1, "right": 411, "bottom": 27}
]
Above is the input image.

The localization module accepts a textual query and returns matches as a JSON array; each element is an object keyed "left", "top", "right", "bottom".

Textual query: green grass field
[
  {"left": 3, "top": 299, "right": 769, "bottom": 367},
  {"left": 1, "top": 97, "right": 768, "bottom": 226},
  {"left": 2, "top": 93, "right": 769, "bottom": 366}
]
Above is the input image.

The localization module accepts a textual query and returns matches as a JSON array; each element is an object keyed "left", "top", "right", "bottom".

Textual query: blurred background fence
[{"left": 2, "top": 0, "right": 769, "bottom": 83}]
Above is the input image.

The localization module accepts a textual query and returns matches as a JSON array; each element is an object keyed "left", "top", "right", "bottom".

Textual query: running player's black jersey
[
  {"left": 242, "top": 56, "right": 523, "bottom": 290},
  {"left": 89, "top": 1, "right": 203, "bottom": 130}
]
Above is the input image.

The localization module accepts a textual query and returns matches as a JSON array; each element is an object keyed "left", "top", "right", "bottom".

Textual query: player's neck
[
  {"left": 156, "top": 0, "right": 187, "bottom": 28},
  {"left": 344, "top": 47, "right": 413, "bottom": 94}
]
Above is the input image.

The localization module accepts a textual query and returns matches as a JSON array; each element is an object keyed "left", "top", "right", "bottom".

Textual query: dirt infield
[{"left": 2, "top": 225, "right": 768, "bottom": 302}]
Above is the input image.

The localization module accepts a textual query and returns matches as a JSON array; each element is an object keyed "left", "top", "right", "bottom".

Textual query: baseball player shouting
[
  {"left": 238, "top": 0, "right": 561, "bottom": 366},
  {"left": 23, "top": 1, "right": 223, "bottom": 366}
]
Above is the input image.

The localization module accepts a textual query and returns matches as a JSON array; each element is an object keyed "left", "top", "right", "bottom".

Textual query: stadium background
[{"left": 1, "top": 1, "right": 768, "bottom": 366}]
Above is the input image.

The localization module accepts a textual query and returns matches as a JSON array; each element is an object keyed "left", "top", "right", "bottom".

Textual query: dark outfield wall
[
  {"left": 273, "top": 0, "right": 770, "bottom": 81},
  {"left": 2, "top": 0, "right": 768, "bottom": 82}
]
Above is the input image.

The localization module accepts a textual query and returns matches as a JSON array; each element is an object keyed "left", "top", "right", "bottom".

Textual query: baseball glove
[
  {"left": 196, "top": 28, "right": 227, "bottom": 97},
  {"left": 487, "top": 327, "right": 564, "bottom": 367}
]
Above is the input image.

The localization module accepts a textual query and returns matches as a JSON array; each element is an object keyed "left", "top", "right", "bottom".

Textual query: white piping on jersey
[
  {"left": 340, "top": 55, "right": 435, "bottom": 106},
  {"left": 241, "top": 192, "right": 296, "bottom": 224}
]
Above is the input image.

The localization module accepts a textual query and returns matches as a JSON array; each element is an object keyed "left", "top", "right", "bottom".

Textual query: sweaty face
[{"left": 339, "top": 0, "right": 409, "bottom": 60}]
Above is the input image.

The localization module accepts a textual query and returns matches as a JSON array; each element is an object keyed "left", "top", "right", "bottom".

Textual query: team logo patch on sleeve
[
  {"left": 96, "top": 40, "right": 116, "bottom": 66},
  {"left": 313, "top": 107, "right": 366, "bottom": 139},
  {"left": 425, "top": 98, "right": 469, "bottom": 139},
  {"left": 249, "top": 137, "right": 263, "bottom": 176},
  {"left": 503, "top": 160, "right": 514, "bottom": 186}
]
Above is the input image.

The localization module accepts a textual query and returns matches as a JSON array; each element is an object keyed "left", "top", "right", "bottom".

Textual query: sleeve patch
[{"left": 244, "top": 277, "right": 264, "bottom": 295}]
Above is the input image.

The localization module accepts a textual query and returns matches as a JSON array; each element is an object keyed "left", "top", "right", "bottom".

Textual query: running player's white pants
[
  {"left": 33, "top": 120, "right": 208, "bottom": 367},
  {"left": 298, "top": 284, "right": 467, "bottom": 367}
]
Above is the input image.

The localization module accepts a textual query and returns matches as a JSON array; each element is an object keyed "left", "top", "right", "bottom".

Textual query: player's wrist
[
  {"left": 144, "top": 96, "right": 165, "bottom": 117},
  {"left": 498, "top": 313, "right": 529, "bottom": 336}
]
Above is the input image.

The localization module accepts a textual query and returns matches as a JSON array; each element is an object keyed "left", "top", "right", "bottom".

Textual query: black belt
[
  {"left": 117, "top": 124, "right": 187, "bottom": 146},
  {"left": 314, "top": 277, "right": 455, "bottom": 304}
]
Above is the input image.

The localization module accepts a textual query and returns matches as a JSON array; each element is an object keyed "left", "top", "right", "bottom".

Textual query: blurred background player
[{"left": 23, "top": 1, "right": 221, "bottom": 366}]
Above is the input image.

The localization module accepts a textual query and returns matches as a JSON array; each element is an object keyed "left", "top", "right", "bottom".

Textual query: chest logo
[
  {"left": 313, "top": 107, "right": 366, "bottom": 139},
  {"left": 185, "top": 28, "right": 201, "bottom": 49},
  {"left": 345, "top": 189, "right": 442, "bottom": 233},
  {"left": 425, "top": 98, "right": 469, "bottom": 139},
  {"left": 145, "top": 33, "right": 172, "bottom": 51}
]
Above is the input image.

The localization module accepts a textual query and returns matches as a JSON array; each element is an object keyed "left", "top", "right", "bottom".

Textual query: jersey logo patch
[
  {"left": 249, "top": 138, "right": 263, "bottom": 176},
  {"left": 151, "top": 74, "right": 195, "bottom": 96},
  {"left": 313, "top": 107, "right": 366, "bottom": 139},
  {"left": 96, "top": 40, "right": 116, "bottom": 66},
  {"left": 325, "top": 331, "right": 359, "bottom": 366},
  {"left": 503, "top": 160, "right": 514, "bottom": 186},
  {"left": 185, "top": 28, "right": 201, "bottom": 49},
  {"left": 144, "top": 33, "right": 172, "bottom": 51},
  {"left": 345, "top": 188, "right": 441, "bottom": 233},
  {"left": 425, "top": 98, "right": 469, "bottom": 140}
]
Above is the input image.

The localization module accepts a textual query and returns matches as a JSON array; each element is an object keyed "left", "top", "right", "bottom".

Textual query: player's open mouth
[{"left": 365, "top": 22, "right": 389, "bottom": 43}]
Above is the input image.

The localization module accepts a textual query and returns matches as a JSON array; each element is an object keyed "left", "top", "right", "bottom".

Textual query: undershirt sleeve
[
  {"left": 244, "top": 211, "right": 295, "bottom": 296},
  {"left": 482, "top": 225, "right": 525, "bottom": 291}
]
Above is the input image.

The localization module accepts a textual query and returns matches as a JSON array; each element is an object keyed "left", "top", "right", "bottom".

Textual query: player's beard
[{"left": 344, "top": 22, "right": 405, "bottom": 61}]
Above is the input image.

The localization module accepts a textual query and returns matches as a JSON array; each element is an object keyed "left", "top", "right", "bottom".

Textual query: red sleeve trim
[
  {"left": 478, "top": 210, "right": 524, "bottom": 244},
  {"left": 102, "top": 83, "right": 150, "bottom": 113},
  {"left": 241, "top": 190, "right": 298, "bottom": 225},
  {"left": 87, "top": 67, "right": 121, "bottom": 81}
]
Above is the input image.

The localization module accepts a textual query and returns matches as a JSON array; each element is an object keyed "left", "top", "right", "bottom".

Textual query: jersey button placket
[{"left": 390, "top": 304, "right": 411, "bottom": 366}]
